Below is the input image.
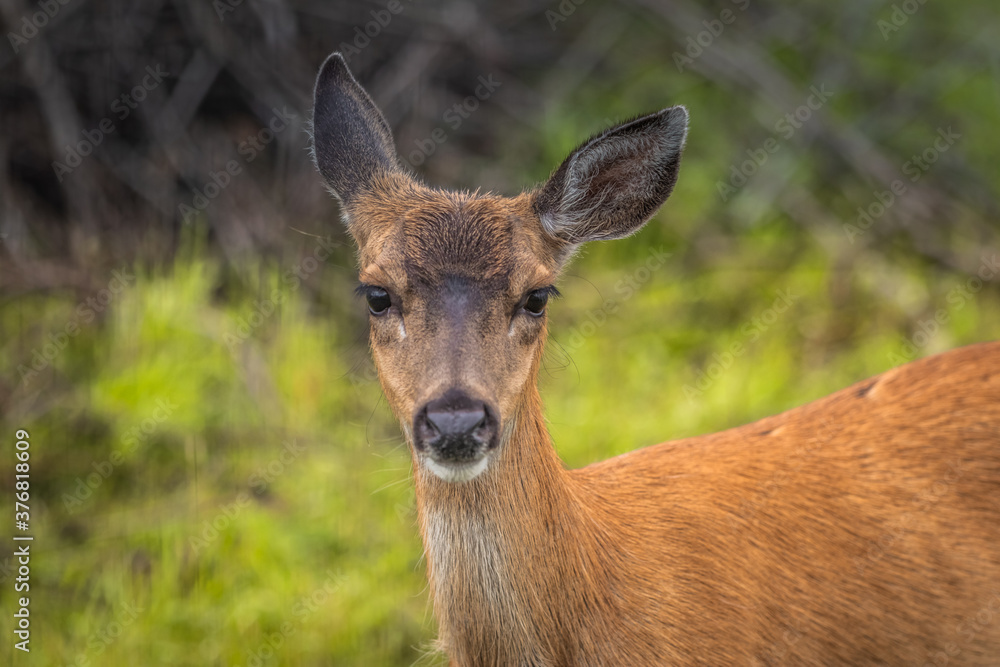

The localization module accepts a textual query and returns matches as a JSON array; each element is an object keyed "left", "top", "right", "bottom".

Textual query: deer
[{"left": 311, "top": 52, "right": 1000, "bottom": 666}]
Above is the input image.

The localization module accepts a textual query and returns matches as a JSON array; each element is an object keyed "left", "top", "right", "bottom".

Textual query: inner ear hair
[
  {"left": 311, "top": 52, "right": 404, "bottom": 205},
  {"left": 534, "top": 106, "right": 688, "bottom": 245}
]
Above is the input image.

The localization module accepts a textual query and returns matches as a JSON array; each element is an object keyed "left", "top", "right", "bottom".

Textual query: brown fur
[
  {"left": 311, "top": 53, "right": 1000, "bottom": 666},
  {"left": 421, "top": 342, "right": 1000, "bottom": 666}
]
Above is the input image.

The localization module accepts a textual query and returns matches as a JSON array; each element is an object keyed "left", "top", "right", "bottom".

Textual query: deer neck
[{"left": 413, "top": 385, "right": 602, "bottom": 663}]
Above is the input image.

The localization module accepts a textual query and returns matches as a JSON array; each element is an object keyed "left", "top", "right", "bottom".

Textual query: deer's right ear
[
  {"left": 312, "top": 53, "right": 401, "bottom": 206},
  {"left": 533, "top": 106, "right": 688, "bottom": 247}
]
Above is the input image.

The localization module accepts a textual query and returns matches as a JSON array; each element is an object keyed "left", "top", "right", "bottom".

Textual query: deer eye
[
  {"left": 364, "top": 286, "right": 391, "bottom": 316},
  {"left": 522, "top": 289, "right": 551, "bottom": 316}
]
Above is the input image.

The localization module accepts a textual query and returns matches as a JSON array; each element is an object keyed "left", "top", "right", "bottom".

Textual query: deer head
[{"left": 312, "top": 53, "right": 687, "bottom": 484}]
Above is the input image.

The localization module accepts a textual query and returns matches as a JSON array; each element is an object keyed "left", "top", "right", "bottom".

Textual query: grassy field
[{"left": 2, "top": 215, "right": 998, "bottom": 665}]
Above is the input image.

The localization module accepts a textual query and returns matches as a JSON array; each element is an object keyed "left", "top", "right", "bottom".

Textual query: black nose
[{"left": 414, "top": 390, "right": 497, "bottom": 461}]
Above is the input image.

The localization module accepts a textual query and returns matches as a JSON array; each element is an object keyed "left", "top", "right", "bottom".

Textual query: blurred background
[{"left": 1, "top": 0, "right": 998, "bottom": 664}]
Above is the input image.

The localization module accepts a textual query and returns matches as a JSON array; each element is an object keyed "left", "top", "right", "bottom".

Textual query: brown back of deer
[{"left": 311, "top": 53, "right": 1000, "bottom": 666}]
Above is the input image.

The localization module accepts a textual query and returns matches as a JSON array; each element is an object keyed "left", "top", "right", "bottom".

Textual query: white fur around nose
[{"left": 424, "top": 455, "right": 489, "bottom": 483}]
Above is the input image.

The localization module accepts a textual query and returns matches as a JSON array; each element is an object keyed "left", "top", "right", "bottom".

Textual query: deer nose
[
  {"left": 414, "top": 390, "right": 497, "bottom": 461},
  {"left": 427, "top": 405, "right": 485, "bottom": 438}
]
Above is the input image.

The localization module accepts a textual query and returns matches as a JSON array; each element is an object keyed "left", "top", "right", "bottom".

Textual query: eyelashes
[
  {"left": 356, "top": 284, "right": 560, "bottom": 318},
  {"left": 521, "top": 286, "right": 560, "bottom": 316},
  {"left": 356, "top": 284, "right": 392, "bottom": 315}
]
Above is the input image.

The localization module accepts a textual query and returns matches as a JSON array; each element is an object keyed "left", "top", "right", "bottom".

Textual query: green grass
[{"left": 2, "top": 217, "right": 997, "bottom": 665}]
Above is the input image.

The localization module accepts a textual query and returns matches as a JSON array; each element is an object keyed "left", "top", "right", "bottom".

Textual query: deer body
[
  {"left": 422, "top": 345, "right": 1000, "bottom": 665},
  {"left": 311, "top": 53, "right": 1000, "bottom": 665}
]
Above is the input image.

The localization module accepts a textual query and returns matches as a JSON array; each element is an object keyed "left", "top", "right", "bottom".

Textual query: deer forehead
[{"left": 356, "top": 188, "right": 560, "bottom": 297}]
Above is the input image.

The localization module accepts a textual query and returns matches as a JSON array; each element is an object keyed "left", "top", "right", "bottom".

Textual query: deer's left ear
[
  {"left": 312, "top": 53, "right": 403, "bottom": 206},
  {"left": 533, "top": 106, "right": 688, "bottom": 244}
]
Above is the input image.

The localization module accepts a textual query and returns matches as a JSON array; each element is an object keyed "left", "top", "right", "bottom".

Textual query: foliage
[{"left": 1, "top": 0, "right": 998, "bottom": 664}]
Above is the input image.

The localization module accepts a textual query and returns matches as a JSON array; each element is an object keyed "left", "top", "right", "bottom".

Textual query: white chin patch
[{"left": 424, "top": 456, "right": 489, "bottom": 483}]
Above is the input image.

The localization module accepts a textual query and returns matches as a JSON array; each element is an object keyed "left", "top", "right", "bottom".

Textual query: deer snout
[{"left": 414, "top": 390, "right": 497, "bottom": 464}]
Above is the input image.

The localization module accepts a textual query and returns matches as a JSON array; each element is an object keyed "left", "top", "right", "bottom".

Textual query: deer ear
[
  {"left": 312, "top": 53, "right": 402, "bottom": 205},
  {"left": 533, "top": 106, "right": 688, "bottom": 244}
]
